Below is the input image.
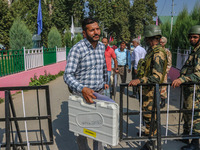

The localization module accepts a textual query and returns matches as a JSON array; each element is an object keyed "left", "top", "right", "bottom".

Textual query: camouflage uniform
[
  {"left": 140, "top": 45, "right": 167, "bottom": 135},
  {"left": 160, "top": 48, "right": 172, "bottom": 99},
  {"left": 178, "top": 44, "right": 200, "bottom": 135}
]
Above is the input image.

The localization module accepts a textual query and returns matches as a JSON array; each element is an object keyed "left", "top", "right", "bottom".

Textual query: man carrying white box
[{"left": 64, "top": 17, "right": 109, "bottom": 150}]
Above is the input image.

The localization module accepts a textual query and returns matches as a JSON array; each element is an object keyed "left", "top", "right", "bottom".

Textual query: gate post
[
  {"left": 119, "top": 84, "right": 123, "bottom": 140},
  {"left": 5, "top": 90, "right": 10, "bottom": 150},
  {"left": 155, "top": 84, "right": 162, "bottom": 150}
]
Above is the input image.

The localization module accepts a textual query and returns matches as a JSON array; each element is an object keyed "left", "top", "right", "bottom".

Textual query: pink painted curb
[{"left": 0, "top": 60, "right": 67, "bottom": 98}]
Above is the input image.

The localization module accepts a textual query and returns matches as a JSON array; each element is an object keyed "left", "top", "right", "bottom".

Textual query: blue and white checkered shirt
[{"left": 64, "top": 38, "right": 108, "bottom": 93}]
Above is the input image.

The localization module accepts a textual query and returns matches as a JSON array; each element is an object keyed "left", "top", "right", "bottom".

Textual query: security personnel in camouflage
[
  {"left": 172, "top": 25, "right": 200, "bottom": 150},
  {"left": 129, "top": 25, "right": 167, "bottom": 150}
]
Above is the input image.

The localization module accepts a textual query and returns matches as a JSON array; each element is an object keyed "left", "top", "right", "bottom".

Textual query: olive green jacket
[
  {"left": 140, "top": 45, "right": 167, "bottom": 84},
  {"left": 179, "top": 44, "right": 200, "bottom": 83}
]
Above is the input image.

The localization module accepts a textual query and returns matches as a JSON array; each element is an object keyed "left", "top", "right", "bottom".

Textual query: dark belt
[{"left": 118, "top": 65, "right": 125, "bottom": 67}]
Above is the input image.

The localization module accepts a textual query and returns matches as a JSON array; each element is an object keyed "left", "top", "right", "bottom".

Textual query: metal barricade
[
  {"left": 0, "top": 86, "right": 53, "bottom": 150},
  {"left": 119, "top": 82, "right": 200, "bottom": 150}
]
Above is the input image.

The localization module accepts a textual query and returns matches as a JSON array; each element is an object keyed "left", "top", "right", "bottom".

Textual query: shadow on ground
[{"left": 52, "top": 101, "right": 78, "bottom": 150}]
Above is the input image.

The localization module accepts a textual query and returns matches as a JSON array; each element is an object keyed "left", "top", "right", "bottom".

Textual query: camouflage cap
[
  {"left": 189, "top": 25, "right": 200, "bottom": 35},
  {"left": 144, "top": 25, "right": 162, "bottom": 38}
]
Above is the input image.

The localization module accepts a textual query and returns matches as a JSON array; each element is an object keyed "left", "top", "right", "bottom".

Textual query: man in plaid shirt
[{"left": 64, "top": 17, "right": 108, "bottom": 150}]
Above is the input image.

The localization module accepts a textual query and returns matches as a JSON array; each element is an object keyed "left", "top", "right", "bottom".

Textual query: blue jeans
[{"left": 104, "top": 71, "right": 111, "bottom": 97}]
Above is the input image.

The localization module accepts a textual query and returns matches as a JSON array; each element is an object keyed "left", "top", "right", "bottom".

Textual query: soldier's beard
[
  {"left": 144, "top": 42, "right": 150, "bottom": 49},
  {"left": 191, "top": 40, "right": 200, "bottom": 47}
]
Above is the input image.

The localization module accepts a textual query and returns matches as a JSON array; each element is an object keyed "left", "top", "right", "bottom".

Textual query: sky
[{"left": 156, "top": 0, "right": 199, "bottom": 16}]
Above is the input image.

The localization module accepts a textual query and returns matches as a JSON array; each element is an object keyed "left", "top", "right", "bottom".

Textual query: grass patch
[
  {"left": 0, "top": 98, "right": 4, "bottom": 104},
  {"left": 29, "top": 70, "right": 64, "bottom": 86}
]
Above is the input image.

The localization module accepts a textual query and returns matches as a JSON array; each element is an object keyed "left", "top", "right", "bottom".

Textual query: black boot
[
  {"left": 160, "top": 99, "right": 165, "bottom": 108},
  {"left": 137, "top": 131, "right": 147, "bottom": 136},
  {"left": 181, "top": 139, "right": 199, "bottom": 150},
  {"left": 177, "top": 131, "right": 189, "bottom": 144},
  {"left": 140, "top": 141, "right": 152, "bottom": 150},
  {"left": 130, "top": 94, "right": 136, "bottom": 98}
]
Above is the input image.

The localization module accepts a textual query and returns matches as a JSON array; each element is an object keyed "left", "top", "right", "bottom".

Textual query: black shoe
[
  {"left": 137, "top": 131, "right": 148, "bottom": 136},
  {"left": 181, "top": 139, "right": 199, "bottom": 150},
  {"left": 181, "top": 143, "right": 199, "bottom": 150},
  {"left": 110, "top": 91, "right": 113, "bottom": 95},
  {"left": 179, "top": 139, "right": 190, "bottom": 144},
  {"left": 160, "top": 100, "right": 165, "bottom": 108},
  {"left": 140, "top": 141, "right": 152, "bottom": 150},
  {"left": 129, "top": 94, "right": 136, "bottom": 98},
  {"left": 176, "top": 132, "right": 190, "bottom": 144}
]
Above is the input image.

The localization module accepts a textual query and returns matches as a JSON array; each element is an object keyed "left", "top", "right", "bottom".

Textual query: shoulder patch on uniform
[{"left": 153, "top": 46, "right": 160, "bottom": 54}]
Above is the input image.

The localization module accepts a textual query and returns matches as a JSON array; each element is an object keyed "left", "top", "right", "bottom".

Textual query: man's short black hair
[
  {"left": 102, "top": 37, "right": 108, "bottom": 42},
  {"left": 82, "top": 17, "right": 99, "bottom": 31},
  {"left": 120, "top": 41, "right": 126, "bottom": 44}
]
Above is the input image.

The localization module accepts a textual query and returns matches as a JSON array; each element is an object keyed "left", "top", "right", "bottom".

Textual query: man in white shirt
[{"left": 130, "top": 38, "right": 146, "bottom": 97}]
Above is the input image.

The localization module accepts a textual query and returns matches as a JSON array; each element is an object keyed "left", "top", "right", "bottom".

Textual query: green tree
[
  {"left": 109, "top": 0, "right": 131, "bottom": 42},
  {"left": 160, "top": 3, "right": 200, "bottom": 49},
  {"left": 74, "top": 33, "right": 83, "bottom": 44},
  {"left": 9, "top": 17, "right": 33, "bottom": 49},
  {"left": 52, "top": 0, "right": 84, "bottom": 34},
  {"left": 190, "top": 2, "right": 200, "bottom": 24},
  {"left": 52, "top": 0, "right": 73, "bottom": 33},
  {"left": 64, "top": 27, "right": 73, "bottom": 48},
  {"left": 171, "top": 8, "right": 195, "bottom": 50},
  {"left": 129, "top": 0, "right": 157, "bottom": 39},
  {"left": 87, "top": 0, "right": 114, "bottom": 30},
  {"left": 48, "top": 27, "right": 62, "bottom": 48},
  {"left": 0, "top": 0, "right": 14, "bottom": 49},
  {"left": 10, "top": 0, "right": 38, "bottom": 33},
  {"left": 160, "top": 21, "right": 171, "bottom": 47},
  {"left": 144, "top": 0, "right": 157, "bottom": 24},
  {"left": 10, "top": 0, "right": 53, "bottom": 47},
  {"left": 71, "top": 0, "right": 85, "bottom": 26},
  {"left": 51, "top": 0, "right": 84, "bottom": 47},
  {"left": 87, "top": 0, "right": 131, "bottom": 42},
  {"left": 129, "top": 0, "right": 146, "bottom": 38}
]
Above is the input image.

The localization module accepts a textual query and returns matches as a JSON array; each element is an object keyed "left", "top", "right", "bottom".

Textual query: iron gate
[
  {"left": 119, "top": 82, "right": 200, "bottom": 150},
  {"left": 0, "top": 86, "right": 53, "bottom": 150}
]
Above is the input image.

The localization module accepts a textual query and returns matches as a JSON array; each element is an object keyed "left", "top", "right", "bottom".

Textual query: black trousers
[{"left": 131, "top": 67, "right": 137, "bottom": 94}]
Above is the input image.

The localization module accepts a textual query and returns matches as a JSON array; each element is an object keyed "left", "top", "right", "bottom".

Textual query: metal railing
[
  {"left": 56, "top": 46, "right": 66, "bottom": 63},
  {"left": 0, "top": 49, "right": 24, "bottom": 77},
  {"left": 171, "top": 47, "right": 191, "bottom": 69},
  {"left": 24, "top": 48, "right": 43, "bottom": 71},
  {"left": 0, "top": 86, "right": 53, "bottom": 150},
  {"left": 43, "top": 47, "right": 57, "bottom": 66},
  {"left": 66, "top": 47, "right": 70, "bottom": 59},
  {"left": 119, "top": 82, "right": 200, "bottom": 150},
  {"left": 0, "top": 47, "right": 70, "bottom": 77}
]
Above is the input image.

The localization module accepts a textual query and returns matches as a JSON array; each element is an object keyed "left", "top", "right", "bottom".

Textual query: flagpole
[
  {"left": 37, "top": 0, "right": 43, "bottom": 47},
  {"left": 156, "top": 16, "right": 158, "bottom": 26},
  {"left": 71, "top": 16, "right": 75, "bottom": 46}
]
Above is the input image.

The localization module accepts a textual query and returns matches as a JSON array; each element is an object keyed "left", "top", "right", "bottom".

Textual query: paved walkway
[{"left": 0, "top": 72, "right": 189, "bottom": 150}]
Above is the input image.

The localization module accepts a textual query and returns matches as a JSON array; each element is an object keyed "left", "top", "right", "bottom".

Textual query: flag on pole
[
  {"left": 156, "top": 16, "right": 158, "bottom": 26},
  {"left": 138, "top": 35, "right": 141, "bottom": 40},
  {"left": 109, "top": 36, "right": 112, "bottom": 43},
  {"left": 109, "top": 36, "right": 114, "bottom": 43},
  {"left": 71, "top": 16, "right": 75, "bottom": 41},
  {"left": 37, "top": 0, "right": 43, "bottom": 35}
]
